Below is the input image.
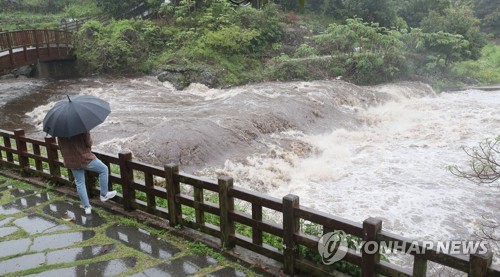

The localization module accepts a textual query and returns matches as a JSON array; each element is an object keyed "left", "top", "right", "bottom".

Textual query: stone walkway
[{"left": 0, "top": 176, "right": 269, "bottom": 277}]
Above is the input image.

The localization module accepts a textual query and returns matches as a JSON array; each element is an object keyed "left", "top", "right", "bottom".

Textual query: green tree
[
  {"left": 403, "top": 28, "right": 472, "bottom": 73},
  {"left": 420, "top": 6, "right": 488, "bottom": 60},
  {"left": 324, "top": 0, "right": 398, "bottom": 27},
  {"left": 315, "top": 18, "right": 406, "bottom": 84},
  {"left": 230, "top": 0, "right": 304, "bottom": 11},
  {"left": 475, "top": 0, "right": 500, "bottom": 37},
  {"left": 396, "top": 0, "right": 450, "bottom": 27},
  {"left": 318, "top": 0, "right": 350, "bottom": 20},
  {"left": 234, "top": 4, "right": 282, "bottom": 53}
]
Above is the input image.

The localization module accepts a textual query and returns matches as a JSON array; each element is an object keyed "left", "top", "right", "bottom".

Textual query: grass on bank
[{"left": 451, "top": 44, "right": 500, "bottom": 85}]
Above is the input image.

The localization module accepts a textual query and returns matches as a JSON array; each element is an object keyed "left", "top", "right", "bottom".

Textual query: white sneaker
[
  {"left": 84, "top": 206, "right": 92, "bottom": 215},
  {"left": 100, "top": 191, "right": 117, "bottom": 202}
]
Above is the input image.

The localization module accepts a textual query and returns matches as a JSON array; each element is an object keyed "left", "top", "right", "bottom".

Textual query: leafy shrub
[
  {"left": 294, "top": 43, "right": 318, "bottom": 58},
  {"left": 314, "top": 18, "right": 406, "bottom": 84},
  {"left": 235, "top": 4, "right": 283, "bottom": 54},
  {"left": 74, "top": 20, "right": 161, "bottom": 74},
  {"left": 204, "top": 26, "right": 260, "bottom": 54},
  {"left": 267, "top": 59, "right": 334, "bottom": 81}
]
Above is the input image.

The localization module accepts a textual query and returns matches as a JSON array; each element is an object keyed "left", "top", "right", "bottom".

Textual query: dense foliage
[
  {"left": 74, "top": 20, "right": 164, "bottom": 74},
  {"left": 0, "top": 0, "right": 498, "bottom": 87}
]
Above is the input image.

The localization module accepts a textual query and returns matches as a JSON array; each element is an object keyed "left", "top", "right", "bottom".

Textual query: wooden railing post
[
  {"left": 194, "top": 186, "right": 205, "bottom": 224},
  {"left": 2, "top": 133, "right": 14, "bottom": 163},
  {"left": 33, "top": 29, "right": 40, "bottom": 58},
  {"left": 5, "top": 30, "right": 14, "bottom": 69},
  {"left": 13, "top": 129, "right": 29, "bottom": 172},
  {"left": 118, "top": 151, "right": 135, "bottom": 211},
  {"left": 144, "top": 173, "right": 156, "bottom": 213},
  {"left": 21, "top": 30, "right": 28, "bottom": 62},
  {"left": 44, "top": 136, "right": 60, "bottom": 179},
  {"left": 252, "top": 203, "right": 263, "bottom": 245},
  {"left": 32, "top": 143, "right": 43, "bottom": 171},
  {"left": 469, "top": 247, "right": 493, "bottom": 277},
  {"left": 283, "top": 194, "right": 300, "bottom": 275},
  {"left": 219, "top": 176, "right": 235, "bottom": 249},
  {"left": 165, "top": 163, "right": 181, "bottom": 227},
  {"left": 413, "top": 254, "right": 428, "bottom": 277},
  {"left": 55, "top": 30, "right": 60, "bottom": 56},
  {"left": 44, "top": 28, "right": 50, "bottom": 57},
  {"left": 84, "top": 171, "right": 96, "bottom": 198},
  {"left": 362, "top": 217, "right": 383, "bottom": 277}
]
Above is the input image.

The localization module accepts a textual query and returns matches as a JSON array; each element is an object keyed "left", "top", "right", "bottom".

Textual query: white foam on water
[
  {"left": 25, "top": 101, "right": 57, "bottom": 130},
  {"left": 16, "top": 76, "right": 500, "bottom": 267},
  {"left": 210, "top": 89, "right": 500, "bottom": 265}
]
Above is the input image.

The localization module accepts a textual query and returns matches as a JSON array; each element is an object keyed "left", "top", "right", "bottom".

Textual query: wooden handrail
[{"left": 1, "top": 128, "right": 499, "bottom": 277}]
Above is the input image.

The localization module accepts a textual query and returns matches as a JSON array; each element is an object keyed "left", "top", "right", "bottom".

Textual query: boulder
[
  {"left": 156, "top": 67, "right": 217, "bottom": 90},
  {"left": 13, "top": 65, "right": 35, "bottom": 77},
  {"left": 157, "top": 71, "right": 189, "bottom": 90}
]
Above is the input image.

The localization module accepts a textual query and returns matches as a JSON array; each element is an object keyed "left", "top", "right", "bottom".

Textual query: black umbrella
[{"left": 43, "top": 95, "right": 111, "bottom": 138}]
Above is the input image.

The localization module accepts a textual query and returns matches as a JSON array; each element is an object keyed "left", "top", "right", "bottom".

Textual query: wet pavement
[{"left": 0, "top": 176, "right": 267, "bottom": 276}]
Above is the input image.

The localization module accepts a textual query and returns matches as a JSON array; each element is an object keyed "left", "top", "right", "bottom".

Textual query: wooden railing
[
  {"left": 1, "top": 128, "right": 499, "bottom": 276},
  {"left": 0, "top": 29, "right": 73, "bottom": 73}
]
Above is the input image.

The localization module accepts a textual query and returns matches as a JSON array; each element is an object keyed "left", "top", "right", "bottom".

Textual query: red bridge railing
[{"left": 0, "top": 29, "right": 73, "bottom": 74}]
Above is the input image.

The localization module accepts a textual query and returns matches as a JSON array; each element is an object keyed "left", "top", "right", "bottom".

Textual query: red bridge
[{"left": 0, "top": 29, "right": 74, "bottom": 74}]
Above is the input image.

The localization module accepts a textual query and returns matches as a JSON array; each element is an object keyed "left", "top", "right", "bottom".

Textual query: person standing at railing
[
  {"left": 57, "top": 132, "right": 116, "bottom": 215},
  {"left": 43, "top": 95, "right": 114, "bottom": 215}
]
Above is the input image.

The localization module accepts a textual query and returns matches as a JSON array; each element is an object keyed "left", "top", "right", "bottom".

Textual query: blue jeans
[{"left": 71, "top": 158, "right": 109, "bottom": 208}]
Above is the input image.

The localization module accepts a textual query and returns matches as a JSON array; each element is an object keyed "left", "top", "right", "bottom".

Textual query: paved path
[{"left": 0, "top": 176, "right": 269, "bottom": 277}]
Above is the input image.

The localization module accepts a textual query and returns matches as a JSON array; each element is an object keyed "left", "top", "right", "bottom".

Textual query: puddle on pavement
[
  {"left": 24, "top": 257, "right": 137, "bottom": 277},
  {"left": 105, "top": 224, "right": 181, "bottom": 259},
  {"left": 0, "top": 226, "right": 18, "bottom": 238},
  {"left": 0, "top": 193, "right": 50, "bottom": 214},
  {"left": 0, "top": 252, "right": 46, "bottom": 275},
  {"left": 0, "top": 204, "right": 21, "bottom": 215},
  {"left": 14, "top": 214, "right": 70, "bottom": 235},
  {"left": 206, "top": 267, "right": 247, "bottom": 277},
  {"left": 30, "top": 230, "right": 95, "bottom": 252},
  {"left": 42, "top": 201, "right": 105, "bottom": 227},
  {"left": 132, "top": 253, "right": 218, "bottom": 277},
  {"left": 0, "top": 230, "right": 96, "bottom": 258},
  {"left": 0, "top": 246, "right": 116, "bottom": 276},
  {"left": 10, "top": 188, "right": 36, "bottom": 197},
  {"left": 46, "top": 244, "right": 116, "bottom": 265}
]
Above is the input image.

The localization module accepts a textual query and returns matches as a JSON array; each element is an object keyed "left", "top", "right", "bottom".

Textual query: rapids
[{"left": 1, "top": 76, "right": 499, "bottom": 270}]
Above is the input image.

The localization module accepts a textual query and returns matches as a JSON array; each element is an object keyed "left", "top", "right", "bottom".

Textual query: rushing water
[{"left": 1, "top": 76, "right": 499, "bottom": 270}]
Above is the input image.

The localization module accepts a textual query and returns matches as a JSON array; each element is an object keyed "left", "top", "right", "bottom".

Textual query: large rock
[
  {"left": 156, "top": 67, "right": 217, "bottom": 90},
  {"left": 157, "top": 71, "right": 189, "bottom": 90},
  {"left": 14, "top": 65, "right": 36, "bottom": 77}
]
